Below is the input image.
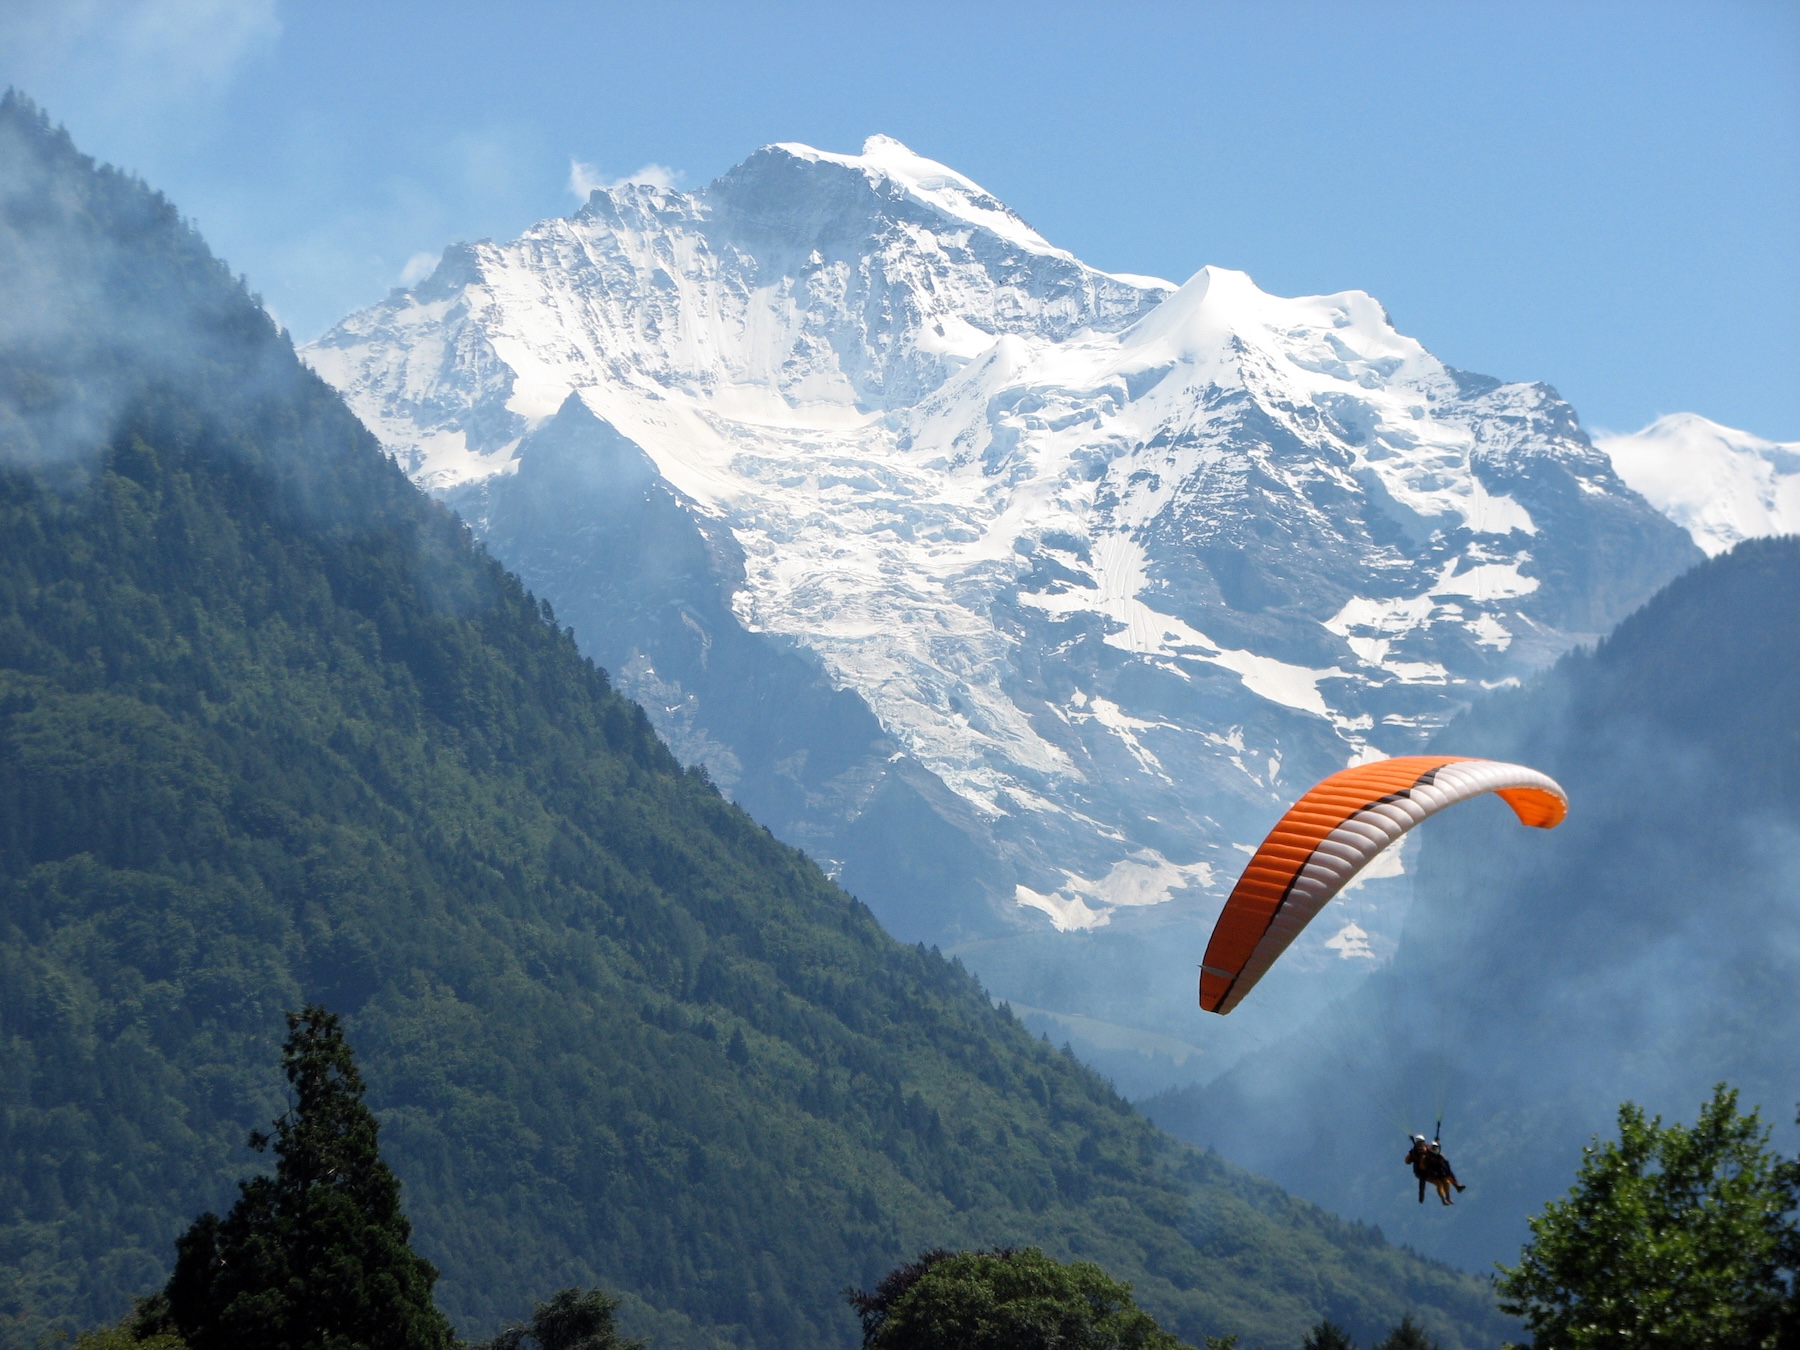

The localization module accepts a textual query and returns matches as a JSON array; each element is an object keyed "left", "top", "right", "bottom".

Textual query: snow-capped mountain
[
  {"left": 306, "top": 136, "right": 1697, "bottom": 1083},
  {"left": 1599, "top": 413, "right": 1800, "bottom": 557}
]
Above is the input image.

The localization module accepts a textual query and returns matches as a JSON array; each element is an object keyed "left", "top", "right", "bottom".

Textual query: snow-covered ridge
[
  {"left": 1599, "top": 413, "right": 1800, "bottom": 556},
  {"left": 775, "top": 134, "right": 1070, "bottom": 262},
  {"left": 304, "top": 134, "right": 1696, "bottom": 945}
]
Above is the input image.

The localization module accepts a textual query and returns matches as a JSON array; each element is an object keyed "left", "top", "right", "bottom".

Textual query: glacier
[{"left": 305, "top": 134, "right": 1699, "bottom": 1090}]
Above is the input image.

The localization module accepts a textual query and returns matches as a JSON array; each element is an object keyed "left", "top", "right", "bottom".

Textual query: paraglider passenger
[
  {"left": 1426, "top": 1140, "right": 1465, "bottom": 1202},
  {"left": 1404, "top": 1135, "right": 1466, "bottom": 1205}
]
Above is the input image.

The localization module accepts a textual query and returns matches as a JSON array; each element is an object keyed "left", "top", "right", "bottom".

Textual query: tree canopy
[
  {"left": 1301, "top": 1319, "right": 1357, "bottom": 1350},
  {"left": 848, "top": 1247, "right": 1188, "bottom": 1350},
  {"left": 1370, "top": 1315, "right": 1438, "bottom": 1350},
  {"left": 1495, "top": 1084, "right": 1798, "bottom": 1349},
  {"left": 473, "top": 1287, "right": 644, "bottom": 1350}
]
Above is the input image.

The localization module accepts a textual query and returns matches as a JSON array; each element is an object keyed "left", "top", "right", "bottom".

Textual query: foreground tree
[
  {"left": 1495, "top": 1083, "right": 1798, "bottom": 1349},
  {"left": 473, "top": 1287, "right": 644, "bottom": 1350},
  {"left": 1371, "top": 1315, "right": 1437, "bottom": 1350},
  {"left": 1301, "top": 1319, "right": 1356, "bottom": 1349},
  {"left": 155, "top": 1006, "right": 454, "bottom": 1350},
  {"left": 848, "top": 1247, "right": 1189, "bottom": 1350}
]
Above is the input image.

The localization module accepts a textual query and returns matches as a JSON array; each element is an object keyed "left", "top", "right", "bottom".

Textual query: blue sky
[{"left": 3, "top": 0, "right": 1796, "bottom": 438}]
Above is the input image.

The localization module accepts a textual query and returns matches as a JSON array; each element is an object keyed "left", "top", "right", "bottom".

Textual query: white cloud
[
  {"left": 567, "top": 158, "right": 604, "bottom": 199},
  {"left": 567, "top": 157, "right": 681, "bottom": 201},
  {"left": 399, "top": 251, "right": 438, "bottom": 287},
  {"left": 0, "top": 0, "right": 280, "bottom": 103},
  {"left": 616, "top": 162, "right": 680, "bottom": 191}
]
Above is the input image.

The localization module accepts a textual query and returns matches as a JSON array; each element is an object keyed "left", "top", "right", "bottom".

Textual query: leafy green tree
[
  {"left": 473, "top": 1288, "right": 644, "bottom": 1350},
  {"left": 1496, "top": 1083, "right": 1798, "bottom": 1349},
  {"left": 848, "top": 1247, "right": 1190, "bottom": 1350},
  {"left": 1302, "top": 1318, "right": 1357, "bottom": 1350},
  {"left": 1784, "top": 1107, "right": 1800, "bottom": 1347},
  {"left": 157, "top": 1006, "right": 454, "bottom": 1350},
  {"left": 1370, "top": 1314, "right": 1436, "bottom": 1350}
]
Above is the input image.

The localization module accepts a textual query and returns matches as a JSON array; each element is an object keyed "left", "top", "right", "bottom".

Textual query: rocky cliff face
[{"left": 305, "top": 135, "right": 1698, "bottom": 1085}]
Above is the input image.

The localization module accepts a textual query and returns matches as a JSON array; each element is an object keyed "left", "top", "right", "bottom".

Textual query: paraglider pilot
[{"left": 1404, "top": 1134, "right": 1466, "bottom": 1205}]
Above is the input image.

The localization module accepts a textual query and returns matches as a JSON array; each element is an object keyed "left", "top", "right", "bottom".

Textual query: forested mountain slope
[
  {"left": 0, "top": 96, "right": 1507, "bottom": 1349},
  {"left": 1146, "top": 536, "right": 1800, "bottom": 1271}
]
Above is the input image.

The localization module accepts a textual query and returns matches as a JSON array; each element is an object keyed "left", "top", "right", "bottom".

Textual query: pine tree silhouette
[
  {"left": 1302, "top": 1318, "right": 1357, "bottom": 1350},
  {"left": 162, "top": 1006, "right": 454, "bottom": 1350},
  {"left": 1371, "top": 1314, "right": 1437, "bottom": 1350}
]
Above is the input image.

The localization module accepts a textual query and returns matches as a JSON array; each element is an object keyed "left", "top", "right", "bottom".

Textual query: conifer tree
[
  {"left": 1301, "top": 1318, "right": 1356, "bottom": 1350},
  {"left": 1370, "top": 1315, "right": 1436, "bottom": 1350},
  {"left": 160, "top": 1006, "right": 453, "bottom": 1350}
]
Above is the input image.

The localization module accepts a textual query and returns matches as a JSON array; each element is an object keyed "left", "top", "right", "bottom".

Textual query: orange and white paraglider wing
[{"left": 1199, "top": 755, "right": 1566, "bottom": 1015}]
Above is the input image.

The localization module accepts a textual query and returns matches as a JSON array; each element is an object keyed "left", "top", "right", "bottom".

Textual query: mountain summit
[{"left": 307, "top": 136, "right": 1698, "bottom": 1078}]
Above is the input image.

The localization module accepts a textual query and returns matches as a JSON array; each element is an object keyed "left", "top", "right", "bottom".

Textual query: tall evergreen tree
[
  {"left": 1302, "top": 1319, "right": 1357, "bottom": 1350},
  {"left": 160, "top": 1007, "right": 453, "bottom": 1350},
  {"left": 1370, "top": 1316, "right": 1436, "bottom": 1350}
]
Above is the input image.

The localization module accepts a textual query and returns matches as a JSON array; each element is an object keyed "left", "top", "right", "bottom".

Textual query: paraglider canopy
[{"left": 1200, "top": 755, "right": 1566, "bottom": 1014}]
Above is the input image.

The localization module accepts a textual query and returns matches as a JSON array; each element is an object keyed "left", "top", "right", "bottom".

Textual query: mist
[
  {"left": 0, "top": 91, "right": 294, "bottom": 472},
  {"left": 0, "top": 90, "right": 525, "bottom": 641}
]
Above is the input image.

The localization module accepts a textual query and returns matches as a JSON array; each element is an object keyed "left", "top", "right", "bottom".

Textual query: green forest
[{"left": 0, "top": 94, "right": 1507, "bottom": 1349}]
